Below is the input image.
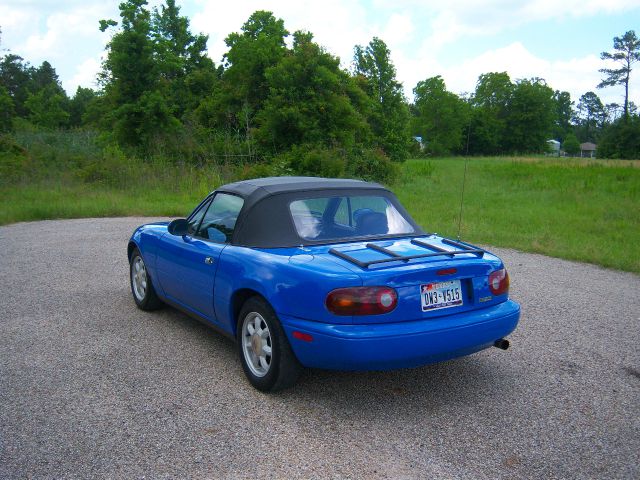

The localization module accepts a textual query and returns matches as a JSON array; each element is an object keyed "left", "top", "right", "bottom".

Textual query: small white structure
[{"left": 546, "top": 139, "right": 560, "bottom": 156}]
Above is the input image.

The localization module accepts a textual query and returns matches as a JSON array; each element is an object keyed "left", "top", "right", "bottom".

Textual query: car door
[{"left": 156, "top": 193, "right": 244, "bottom": 322}]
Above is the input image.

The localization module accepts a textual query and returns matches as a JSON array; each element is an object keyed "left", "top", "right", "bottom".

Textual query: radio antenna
[{"left": 456, "top": 124, "right": 472, "bottom": 241}]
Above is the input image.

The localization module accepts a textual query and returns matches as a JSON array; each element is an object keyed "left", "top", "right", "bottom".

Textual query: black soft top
[
  {"left": 207, "top": 177, "right": 422, "bottom": 248},
  {"left": 218, "top": 177, "right": 385, "bottom": 210}
]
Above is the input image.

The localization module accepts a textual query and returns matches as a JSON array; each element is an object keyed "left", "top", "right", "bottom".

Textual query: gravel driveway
[{"left": 0, "top": 217, "right": 638, "bottom": 479}]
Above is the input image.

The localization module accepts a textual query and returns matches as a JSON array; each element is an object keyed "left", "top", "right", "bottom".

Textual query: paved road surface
[{"left": 0, "top": 218, "right": 638, "bottom": 479}]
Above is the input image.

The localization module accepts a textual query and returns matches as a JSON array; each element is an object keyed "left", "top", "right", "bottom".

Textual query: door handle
[{"left": 205, "top": 257, "right": 214, "bottom": 265}]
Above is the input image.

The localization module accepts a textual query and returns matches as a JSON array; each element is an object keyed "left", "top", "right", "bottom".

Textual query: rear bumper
[{"left": 280, "top": 300, "right": 520, "bottom": 370}]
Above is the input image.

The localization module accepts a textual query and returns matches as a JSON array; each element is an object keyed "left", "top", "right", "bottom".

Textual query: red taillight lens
[
  {"left": 489, "top": 268, "right": 510, "bottom": 295},
  {"left": 326, "top": 287, "right": 398, "bottom": 316},
  {"left": 292, "top": 331, "right": 313, "bottom": 342}
]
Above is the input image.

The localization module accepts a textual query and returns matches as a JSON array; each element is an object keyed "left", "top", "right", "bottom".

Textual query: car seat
[{"left": 355, "top": 211, "right": 388, "bottom": 235}]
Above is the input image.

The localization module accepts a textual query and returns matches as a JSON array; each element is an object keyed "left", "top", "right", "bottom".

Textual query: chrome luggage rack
[{"left": 329, "top": 237, "right": 485, "bottom": 269}]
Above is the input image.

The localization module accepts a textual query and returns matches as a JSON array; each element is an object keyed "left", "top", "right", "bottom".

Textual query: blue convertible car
[{"left": 128, "top": 177, "right": 520, "bottom": 391}]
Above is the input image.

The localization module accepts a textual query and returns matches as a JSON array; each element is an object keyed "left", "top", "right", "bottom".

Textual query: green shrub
[
  {"left": 258, "top": 145, "right": 399, "bottom": 184},
  {"left": 283, "top": 145, "right": 346, "bottom": 178},
  {"left": 598, "top": 117, "right": 640, "bottom": 159},
  {"left": 75, "top": 144, "right": 133, "bottom": 187},
  {"left": 0, "top": 134, "right": 31, "bottom": 184},
  {"left": 346, "top": 148, "right": 399, "bottom": 183},
  {"left": 562, "top": 133, "right": 580, "bottom": 156},
  {"left": 237, "top": 162, "right": 278, "bottom": 180},
  {"left": 0, "top": 86, "right": 14, "bottom": 133}
]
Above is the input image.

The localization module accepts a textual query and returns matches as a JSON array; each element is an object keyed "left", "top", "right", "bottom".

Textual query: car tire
[
  {"left": 237, "top": 296, "right": 302, "bottom": 392},
  {"left": 129, "top": 248, "right": 163, "bottom": 311}
]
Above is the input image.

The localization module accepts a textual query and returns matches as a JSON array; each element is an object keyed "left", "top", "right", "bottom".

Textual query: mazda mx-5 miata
[{"left": 128, "top": 177, "right": 520, "bottom": 391}]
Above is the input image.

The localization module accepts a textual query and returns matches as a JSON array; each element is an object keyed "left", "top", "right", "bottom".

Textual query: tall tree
[
  {"left": 504, "top": 78, "right": 555, "bottom": 153},
  {"left": 353, "top": 37, "right": 410, "bottom": 160},
  {"left": 552, "top": 90, "right": 573, "bottom": 142},
  {"left": 152, "top": 0, "right": 209, "bottom": 76},
  {"left": 604, "top": 102, "right": 623, "bottom": 123},
  {"left": 151, "top": 0, "right": 215, "bottom": 117},
  {"left": 25, "top": 84, "right": 70, "bottom": 128},
  {"left": 0, "top": 54, "right": 31, "bottom": 116},
  {"left": 598, "top": 30, "right": 640, "bottom": 120},
  {"left": 598, "top": 115, "right": 640, "bottom": 159},
  {"left": 256, "top": 31, "right": 369, "bottom": 152},
  {"left": 222, "top": 11, "right": 289, "bottom": 115},
  {"left": 0, "top": 85, "right": 13, "bottom": 132},
  {"left": 562, "top": 133, "right": 581, "bottom": 156},
  {"left": 468, "top": 72, "right": 513, "bottom": 154},
  {"left": 28, "top": 61, "right": 69, "bottom": 124},
  {"left": 412, "top": 75, "right": 469, "bottom": 155},
  {"left": 29, "top": 61, "right": 65, "bottom": 94},
  {"left": 576, "top": 91, "right": 605, "bottom": 142},
  {"left": 68, "top": 86, "right": 97, "bottom": 127},
  {"left": 99, "top": 0, "right": 179, "bottom": 148},
  {"left": 100, "top": 0, "right": 155, "bottom": 103},
  {"left": 201, "top": 10, "right": 290, "bottom": 141}
]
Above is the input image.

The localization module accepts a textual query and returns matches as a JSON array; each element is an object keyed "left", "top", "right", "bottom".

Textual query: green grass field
[
  {"left": 398, "top": 157, "right": 639, "bottom": 273},
  {"left": 1, "top": 155, "right": 639, "bottom": 273}
]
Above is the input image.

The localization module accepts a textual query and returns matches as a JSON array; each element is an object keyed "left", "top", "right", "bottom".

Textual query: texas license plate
[{"left": 420, "top": 280, "right": 463, "bottom": 311}]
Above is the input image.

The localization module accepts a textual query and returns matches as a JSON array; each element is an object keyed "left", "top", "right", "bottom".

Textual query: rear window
[{"left": 289, "top": 195, "right": 415, "bottom": 241}]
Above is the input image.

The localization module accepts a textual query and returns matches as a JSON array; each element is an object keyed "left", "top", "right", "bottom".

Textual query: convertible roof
[
  {"left": 213, "top": 177, "right": 418, "bottom": 248},
  {"left": 218, "top": 176, "right": 386, "bottom": 208}
]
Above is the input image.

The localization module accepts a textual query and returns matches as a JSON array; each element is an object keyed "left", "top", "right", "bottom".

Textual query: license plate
[{"left": 420, "top": 280, "right": 463, "bottom": 311}]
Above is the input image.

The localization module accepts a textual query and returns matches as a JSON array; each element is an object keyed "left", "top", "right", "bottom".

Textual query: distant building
[
  {"left": 580, "top": 142, "right": 597, "bottom": 158},
  {"left": 546, "top": 139, "right": 560, "bottom": 156}
]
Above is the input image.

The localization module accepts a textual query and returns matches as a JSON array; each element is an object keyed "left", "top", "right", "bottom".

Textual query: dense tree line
[{"left": 1, "top": 1, "right": 639, "bottom": 169}]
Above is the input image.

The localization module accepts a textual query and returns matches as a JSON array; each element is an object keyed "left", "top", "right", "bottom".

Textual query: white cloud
[
  {"left": 0, "top": 2, "right": 117, "bottom": 93},
  {"left": 382, "top": 13, "right": 415, "bottom": 47},
  {"left": 0, "top": 5, "right": 41, "bottom": 54},
  {"left": 436, "top": 42, "right": 640, "bottom": 105},
  {"left": 191, "top": 0, "right": 376, "bottom": 66},
  {"left": 386, "top": 0, "right": 640, "bottom": 51},
  {"left": 0, "top": 5, "right": 32, "bottom": 29},
  {"left": 2, "top": 0, "right": 639, "bottom": 105},
  {"left": 19, "top": 5, "right": 114, "bottom": 62},
  {"left": 67, "top": 56, "right": 102, "bottom": 93},
  {"left": 187, "top": 0, "right": 640, "bottom": 104}
]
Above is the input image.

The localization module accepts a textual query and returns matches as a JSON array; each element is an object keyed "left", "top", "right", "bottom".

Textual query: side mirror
[{"left": 168, "top": 218, "right": 189, "bottom": 236}]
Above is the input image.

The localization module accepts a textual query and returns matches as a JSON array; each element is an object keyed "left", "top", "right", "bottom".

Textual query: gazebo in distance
[{"left": 580, "top": 142, "right": 597, "bottom": 158}]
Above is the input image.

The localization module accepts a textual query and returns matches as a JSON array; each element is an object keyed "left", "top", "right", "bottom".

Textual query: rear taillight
[
  {"left": 326, "top": 287, "right": 398, "bottom": 316},
  {"left": 489, "top": 268, "right": 509, "bottom": 295}
]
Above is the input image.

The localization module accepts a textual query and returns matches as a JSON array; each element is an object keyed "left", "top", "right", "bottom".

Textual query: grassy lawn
[
  {"left": 1, "top": 156, "right": 639, "bottom": 273},
  {"left": 0, "top": 182, "right": 206, "bottom": 222},
  {"left": 397, "top": 157, "right": 640, "bottom": 273}
]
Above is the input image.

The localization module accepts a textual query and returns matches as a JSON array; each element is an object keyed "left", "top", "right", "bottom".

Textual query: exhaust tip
[{"left": 494, "top": 338, "right": 510, "bottom": 350}]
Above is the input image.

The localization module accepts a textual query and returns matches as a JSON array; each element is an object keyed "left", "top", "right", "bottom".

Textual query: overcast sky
[{"left": 2, "top": 0, "right": 640, "bottom": 106}]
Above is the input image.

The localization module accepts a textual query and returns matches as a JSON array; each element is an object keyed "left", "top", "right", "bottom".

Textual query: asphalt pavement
[{"left": 0, "top": 217, "right": 638, "bottom": 479}]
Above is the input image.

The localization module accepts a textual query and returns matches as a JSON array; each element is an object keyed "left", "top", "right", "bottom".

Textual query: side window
[
  {"left": 187, "top": 198, "right": 212, "bottom": 235},
  {"left": 195, "top": 193, "right": 244, "bottom": 243}
]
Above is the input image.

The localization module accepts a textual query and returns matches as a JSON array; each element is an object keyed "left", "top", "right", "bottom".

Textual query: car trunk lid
[{"left": 319, "top": 236, "right": 506, "bottom": 324}]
